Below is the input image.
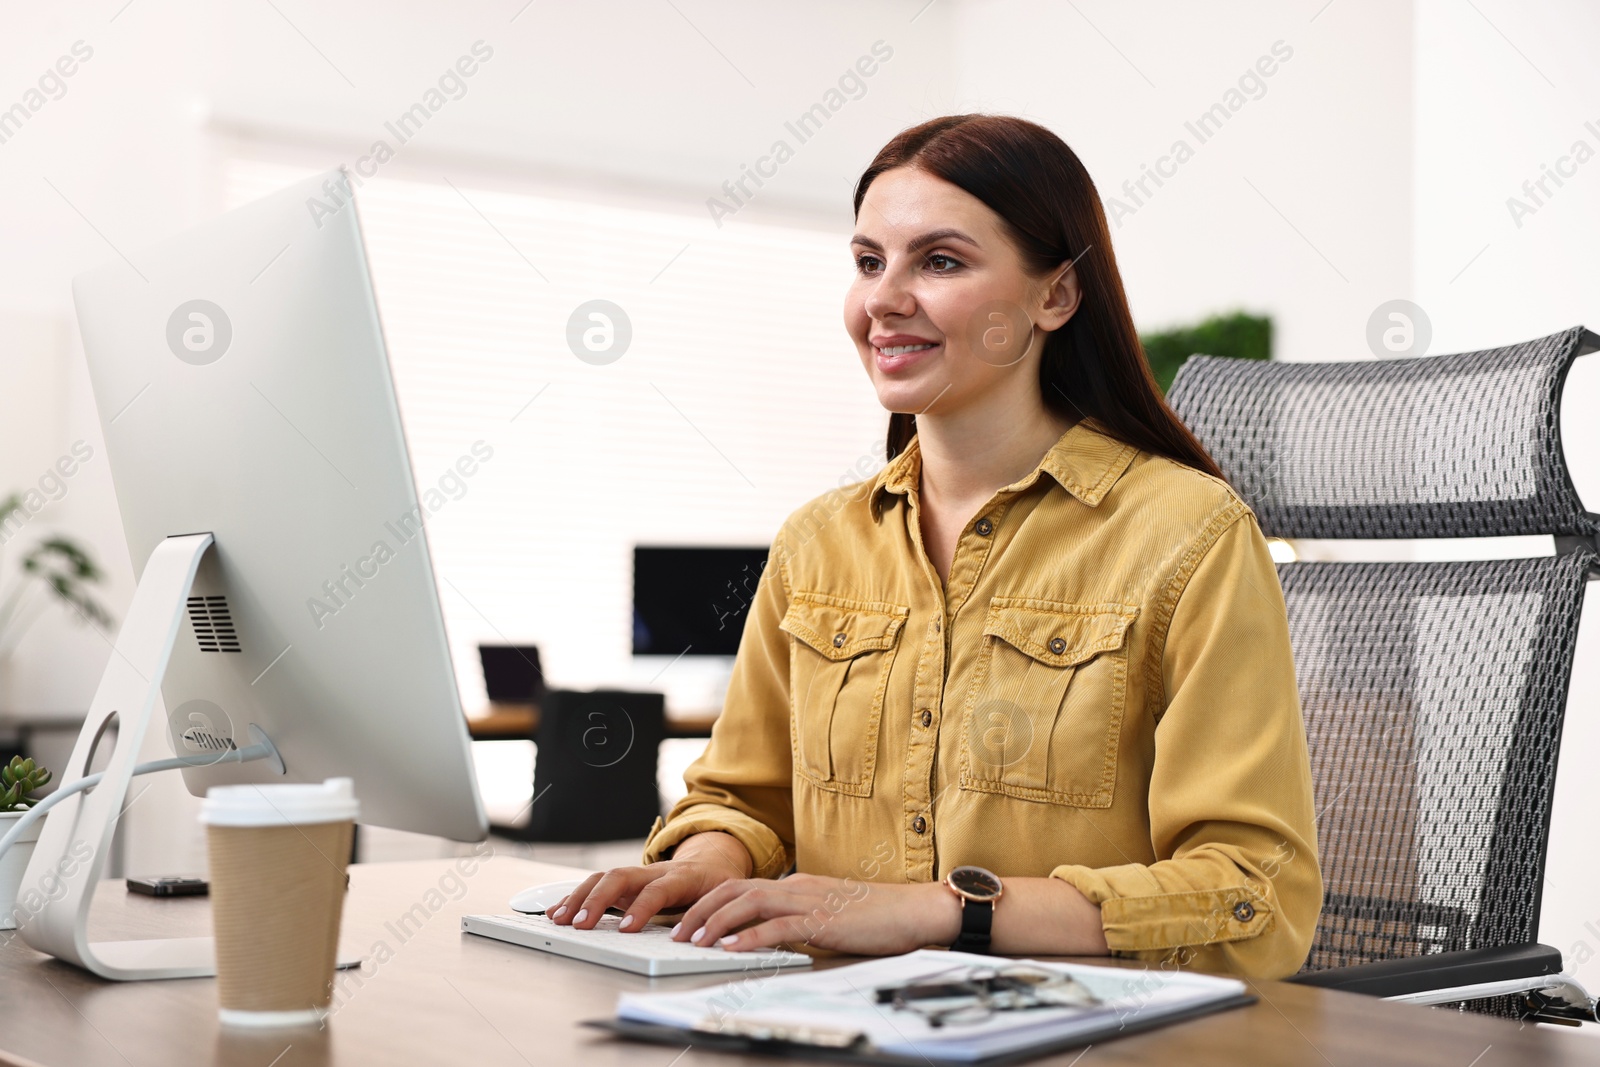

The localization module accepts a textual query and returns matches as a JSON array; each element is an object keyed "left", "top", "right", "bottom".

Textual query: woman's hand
[
  {"left": 549, "top": 831, "right": 752, "bottom": 932},
  {"left": 671, "top": 873, "right": 961, "bottom": 955}
]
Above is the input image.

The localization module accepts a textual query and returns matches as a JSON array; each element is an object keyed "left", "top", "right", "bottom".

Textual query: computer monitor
[
  {"left": 631, "top": 545, "right": 770, "bottom": 657},
  {"left": 20, "top": 168, "right": 487, "bottom": 979},
  {"left": 478, "top": 644, "right": 545, "bottom": 706}
]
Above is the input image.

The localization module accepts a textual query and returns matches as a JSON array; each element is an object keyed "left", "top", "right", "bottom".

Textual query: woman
[{"left": 553, "top": 114, "right": 1322, "bottom": 978}]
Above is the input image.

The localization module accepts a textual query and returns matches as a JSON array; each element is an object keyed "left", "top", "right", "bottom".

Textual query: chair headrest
[{"left": 1167, "top": 325, "right": 1598, "bottom": 540}]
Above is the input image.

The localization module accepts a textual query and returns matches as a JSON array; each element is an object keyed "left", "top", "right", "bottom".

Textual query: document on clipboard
[{"left": 594, "top": 949, "right": 1254, "bottom": 1065}]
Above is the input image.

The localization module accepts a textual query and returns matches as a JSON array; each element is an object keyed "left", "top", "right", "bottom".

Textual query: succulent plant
[{"left": 0, "top": 756, "right": 52, "bottom": 813}]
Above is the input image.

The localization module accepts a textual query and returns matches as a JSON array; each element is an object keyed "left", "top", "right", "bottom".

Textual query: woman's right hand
[{"left": 548, "top": 831, "right": 752, "bottom": 933}]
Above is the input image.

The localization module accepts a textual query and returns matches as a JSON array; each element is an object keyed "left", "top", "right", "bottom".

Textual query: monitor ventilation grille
[
  {"left": 181, "top": 725, "right": 237, "bottom": 753},
  {"left": 187, "top": 595, "right": 241, "bottom": 652}
]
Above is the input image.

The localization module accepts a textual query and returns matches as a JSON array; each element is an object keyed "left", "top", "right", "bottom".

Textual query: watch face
[{"left": 947, "top": 865, "right": 1002, "bottom": 902}]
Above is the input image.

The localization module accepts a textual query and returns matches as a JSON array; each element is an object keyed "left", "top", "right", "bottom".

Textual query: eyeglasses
[{"left": 873, "top": 964, "right": 1102, "bottom": 1029}]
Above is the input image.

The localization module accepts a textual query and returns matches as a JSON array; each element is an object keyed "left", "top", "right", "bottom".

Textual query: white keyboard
[{"left": 461, "top": 912, "right": 814, "bottom": 977}]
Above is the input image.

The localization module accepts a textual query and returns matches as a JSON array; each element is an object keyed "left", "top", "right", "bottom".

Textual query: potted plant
[{"left": 0, "top": 756, "right": 53, "bottom": 930}]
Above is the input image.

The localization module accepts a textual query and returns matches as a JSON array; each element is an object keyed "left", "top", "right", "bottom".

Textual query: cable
[{"left": 0, "top": 740, "right": 279, "bottom": 862}]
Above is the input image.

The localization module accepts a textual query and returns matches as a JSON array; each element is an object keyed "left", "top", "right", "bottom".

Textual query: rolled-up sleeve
[
  {"left": 1050, "top": 511, "right": 1323, "bottom": 979},
  {"left": 641, "top": 526, "right": 797, "bottom": 880}
]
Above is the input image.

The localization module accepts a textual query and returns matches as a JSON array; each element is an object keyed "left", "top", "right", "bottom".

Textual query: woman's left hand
[{"left": 671, "top": 873, "right": 960, "bottom": 955}]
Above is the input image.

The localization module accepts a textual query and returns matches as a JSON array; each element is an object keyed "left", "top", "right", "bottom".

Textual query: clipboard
[{"left": 585, "top": 990, "right": 1256, "bottom": 1065}]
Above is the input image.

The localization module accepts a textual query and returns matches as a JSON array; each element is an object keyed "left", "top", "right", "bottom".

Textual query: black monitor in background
[
  {"left": 632, "top": 545, "right": 770, "bottom": 657},
  {"left": 478, "top": 645, "right": 546, "bottom": 705}
]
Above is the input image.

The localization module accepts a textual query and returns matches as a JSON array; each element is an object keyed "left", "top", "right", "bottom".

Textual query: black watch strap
[{"left": 951, "top": 899, "right": 993, "bottom": 953}]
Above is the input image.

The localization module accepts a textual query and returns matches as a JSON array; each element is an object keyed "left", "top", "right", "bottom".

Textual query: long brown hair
[{"left": 853, "top": 114, "right": 1224, "bottom": 479}]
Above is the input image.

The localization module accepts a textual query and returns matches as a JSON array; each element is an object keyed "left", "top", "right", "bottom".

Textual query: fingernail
[
  {"left": 719, "top": 934, "right": 739, "bottom": 946},
  {"left": 550, "top": 906, "right": 567, "bottom": 920},
  {"left": 618, "top": 914, "right": 635, "bottom": 930},
  {"left": 573, "top": 909, "right": 588, "bottom": 924},
  {"left": 691, "top": 926, "right": 707, "bottom": 944},
  {"left": 671, "top": 923, "right": 682, "bottom": 937}
]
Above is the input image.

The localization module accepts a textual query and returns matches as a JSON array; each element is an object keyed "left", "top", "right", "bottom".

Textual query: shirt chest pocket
[
  {"left": 779, "top": 594, "right": 909, "bottom": 797},
  {"left": 959, "top": 597, "right": 1138, "bottom": 808}
]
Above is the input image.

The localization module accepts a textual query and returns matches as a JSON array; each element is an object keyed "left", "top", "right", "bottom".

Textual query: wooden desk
[
  {"left": 465, "top": 703, "right": 541, "bottom": 740},
  {"left": 466, "top": 704, "right": 719, "bottom": 741},
  {"left": 0, "top": 855, "right": 1595, "bottom": 1066}
]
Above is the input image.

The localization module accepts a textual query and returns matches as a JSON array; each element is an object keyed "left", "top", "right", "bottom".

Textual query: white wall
[{"left": 950, "top": 0, "right": 1414, "bottom": 362}]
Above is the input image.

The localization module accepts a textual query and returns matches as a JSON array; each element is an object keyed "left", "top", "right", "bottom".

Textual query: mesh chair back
[
  {"left": 1278, "top": 553, "right": 1591, "bottom": 971},
  {"left": 1167, "top": 328, "right": 1598, "bottom": 977},
  {"left": 1168, "top": 326, "right": 1598, "bottom": 540}
]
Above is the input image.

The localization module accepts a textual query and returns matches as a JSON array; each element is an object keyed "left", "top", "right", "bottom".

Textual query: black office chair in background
[
  {"left": 1168, "top": 325, "right": 1600, "bottom": 1022},
  {"left": 475, "top": 646, "right": 667, "bottom": 842},
  {"left": 514, "top": 688, "right": 666, "bottom": 844}
]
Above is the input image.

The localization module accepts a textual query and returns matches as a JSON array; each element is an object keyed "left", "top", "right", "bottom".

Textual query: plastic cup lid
[{"left": 200, "top": 777, "right": 359, "bottom": 828}]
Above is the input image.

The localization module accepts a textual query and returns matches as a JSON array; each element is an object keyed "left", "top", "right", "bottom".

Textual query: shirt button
[
  {"left": 934, "top": 618, "right": 941, "bottom": 632},
  {"left": 1232, "top": 901, "right": 1256, "bottom": 923},
  {"left": 974, "top": 517, "right": 993, "bottom": 536},
  {"left": 1048, "top": 637, "right": 1067, "bottom": 655},
  {"left": 920, "top": 709, "right": 932, "bottom": 728},
  {"left": 832, "top": 633, "right": 847, "bottom": 648},
  {"left": 912, "top": 815, "right": 927, "bottom": 834}
]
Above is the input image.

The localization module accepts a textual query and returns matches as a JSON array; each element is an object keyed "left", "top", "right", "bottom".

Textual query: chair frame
[{"left": 1168, "top": 326, "right": 1600, "bottom": 1023}]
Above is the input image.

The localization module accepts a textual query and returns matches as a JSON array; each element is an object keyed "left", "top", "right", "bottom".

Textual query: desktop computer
[{"left": 16, "top": 168, "right": 487, "bottom": 980}]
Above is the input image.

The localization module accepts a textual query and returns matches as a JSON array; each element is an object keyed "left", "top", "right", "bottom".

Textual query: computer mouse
[{"left": 509, "top": 879, "right": 582, "bottom": 914}]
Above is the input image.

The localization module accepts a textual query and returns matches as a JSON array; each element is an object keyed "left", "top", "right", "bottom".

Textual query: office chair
[
  {"left": 502, "top": 688, "right": 666, "bottom": 844},
  {"left": 1167, "top": 324, "right": 1600, "bottom": 1022}
]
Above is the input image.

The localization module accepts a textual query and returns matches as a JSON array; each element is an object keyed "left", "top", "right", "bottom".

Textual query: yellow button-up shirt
[{"left": 642, "top": 420, "right": 1322, "bottom": 979}]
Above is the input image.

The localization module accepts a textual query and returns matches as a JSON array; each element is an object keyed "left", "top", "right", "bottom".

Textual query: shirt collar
[{"left": 868, "top": 420, "right": 1140, "bottom": 520}]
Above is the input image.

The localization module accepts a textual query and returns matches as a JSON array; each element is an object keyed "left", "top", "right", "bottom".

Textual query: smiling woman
[
  {"left": 555, "top": 114, "right": 1323, "bottom": 981},
  {"left": 850, "top": 115, "right": 1224, "bottom": 482}
]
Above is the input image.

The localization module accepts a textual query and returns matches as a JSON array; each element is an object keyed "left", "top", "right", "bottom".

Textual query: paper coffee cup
[{"left": 201, "top": 778, "right": 359, "bottom": 1027}]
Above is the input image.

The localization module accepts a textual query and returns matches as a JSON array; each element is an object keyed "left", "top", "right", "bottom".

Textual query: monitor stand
[{"left": 15, "top": 533, "right": 275, "bottom": 980}]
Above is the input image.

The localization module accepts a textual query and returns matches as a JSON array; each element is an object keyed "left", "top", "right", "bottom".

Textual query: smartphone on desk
[{"left": 126, "top": 876, "right": 209, "bottom": 898}]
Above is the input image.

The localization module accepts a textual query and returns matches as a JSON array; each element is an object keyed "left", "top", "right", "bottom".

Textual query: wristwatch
[{"left": 944, "top": 865, "right": 1003, "bottom": 953}]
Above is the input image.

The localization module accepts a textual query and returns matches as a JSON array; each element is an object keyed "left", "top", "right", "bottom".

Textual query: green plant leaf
[
  {"left": 1140, "top": 311, "right": 1272, "bottom": 395},
  {"left": 0, "top": 756, "right": 53, "bottom": 807},
  {"left": 14, "top": 535, "right": 114, "bottom": 629}
]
